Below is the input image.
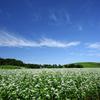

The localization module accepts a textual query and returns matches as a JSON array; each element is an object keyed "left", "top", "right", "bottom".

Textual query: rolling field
[
  {"left": 75, "top": 62, "right": 100, "bottom": 68},
  {"left": 0, "top": 68, "right": 100, "bottom": 100}
]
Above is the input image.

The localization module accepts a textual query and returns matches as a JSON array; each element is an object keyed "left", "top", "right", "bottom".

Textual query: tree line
[{"left": 0, "top": 58, "right": 83, "bottom": 68}]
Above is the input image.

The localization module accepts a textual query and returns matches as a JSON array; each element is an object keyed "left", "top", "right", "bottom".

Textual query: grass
[
  {"left": 0, "top": 68, "right": 100, "bottom": 100},
  {"left": 75, "top": 62, "right": 100, "bottom": 68},
  {"left": 0, "top": 65, "right": 21, "bottom": 69}
]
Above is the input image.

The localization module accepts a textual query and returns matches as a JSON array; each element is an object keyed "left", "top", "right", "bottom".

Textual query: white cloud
[
  {"left": 87, "top": 43, "right": 100, "bottom": 49},
  {"left": 0, "top": 31, "right": 80, "bottom": 48},
  {"left": 0, "top": 31, "right": 38, "bottom": 47},
  {"left": 39, "top": 38, "right": 80, "bottom": 48}
]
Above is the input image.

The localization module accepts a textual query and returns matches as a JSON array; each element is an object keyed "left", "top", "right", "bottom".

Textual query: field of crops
[{"left": 0, "top": 68, "right": 100, "bottom": 100}]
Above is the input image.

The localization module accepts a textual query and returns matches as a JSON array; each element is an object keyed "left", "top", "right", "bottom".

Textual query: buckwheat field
[{"left": 0, "top": 68, "right": 100, "bottom": 100}]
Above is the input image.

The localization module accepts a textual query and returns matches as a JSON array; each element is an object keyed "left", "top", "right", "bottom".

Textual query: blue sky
[{"left": 0, "top": 0, "right": 100, "bottom": 64}]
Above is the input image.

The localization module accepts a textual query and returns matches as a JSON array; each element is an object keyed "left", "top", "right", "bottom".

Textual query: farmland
[{"left": 0, "top": 68, "right": 100, "bottom": 100}]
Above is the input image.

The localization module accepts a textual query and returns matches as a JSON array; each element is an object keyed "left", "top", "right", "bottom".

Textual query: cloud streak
[
  {"left": 49, "top": 10, "right": 72, "bottom": 25},
  {"left": 65, "top": 13, "right": 72, "bottom": 24},
  {"left": 87, "top": 43, "right": 100, "bottom": 49},
  {"left": 49, "top": 13, "right": 58, "bottom": 22},
  {"left": 0, "top": 31, "right": 80, "bottom": 48},
  {"left": 39, "top": 38, "right": 80, "bottom": 48}
]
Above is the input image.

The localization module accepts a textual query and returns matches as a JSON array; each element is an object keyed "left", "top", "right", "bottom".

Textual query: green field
[
  {"left": 0, "top": 65, "right": 21, "bottom": 69},
  {"left": 0, "top": 68, "right": 100, "bottom": 100},
  {"left": 1, "top": 62, "right": 100, "bottom": 69},
  {"left": 75, "top": 62, "right": 100, "bottom": 68}
]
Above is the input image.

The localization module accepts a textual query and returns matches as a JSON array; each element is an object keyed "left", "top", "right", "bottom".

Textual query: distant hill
[
  {"left": 0, "top": 58, "right": 83, "bottom": 68},
  {"left": 0, "top": 58, "right": 100, "bottom": 68},
  {"left": 74, "top": 62, "right": 100, "bottom": 68}
]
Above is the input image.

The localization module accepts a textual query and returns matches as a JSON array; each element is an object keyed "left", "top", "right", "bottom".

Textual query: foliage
[
  {"left": 0, "top": 58, "right": 24, "bottom": 66},
  {"left": 0, "top": 58, "right": 83, "bottom": 68}
]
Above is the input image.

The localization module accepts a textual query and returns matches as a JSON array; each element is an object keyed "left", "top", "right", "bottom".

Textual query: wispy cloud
[
  {"left": 65, "top": 13, "right": 72, "bottom": 24},
  {"left": 78, "top": 25, "right": 83, "bottom": 31},
  {"left": 39, "top": 38, "right": 80, "bottom": 48},
  {"left": 0, "top": 31, "right": 37, "bottom": 47},
  {"left": 0, "top": 31, "right": 80, "bottom": 48},
  {"left": 87, "top": 43, "right": 100, "bottom": 49},
  {"left": 49, "top": 13, "right": 58, "bottom": 22},
  {"left": 49, "top": 10, "right": 72, "bottom": 25},
  {"left": 69, "top": 51, "right": 100, "bottom": 58},
  {"left": 87, "top": 53, "right": 100, "bottom": 57}
]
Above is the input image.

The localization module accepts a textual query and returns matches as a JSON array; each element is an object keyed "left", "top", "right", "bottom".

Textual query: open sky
[{"left": 0, "top": 0, "right": 100, "bottom": 64}]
